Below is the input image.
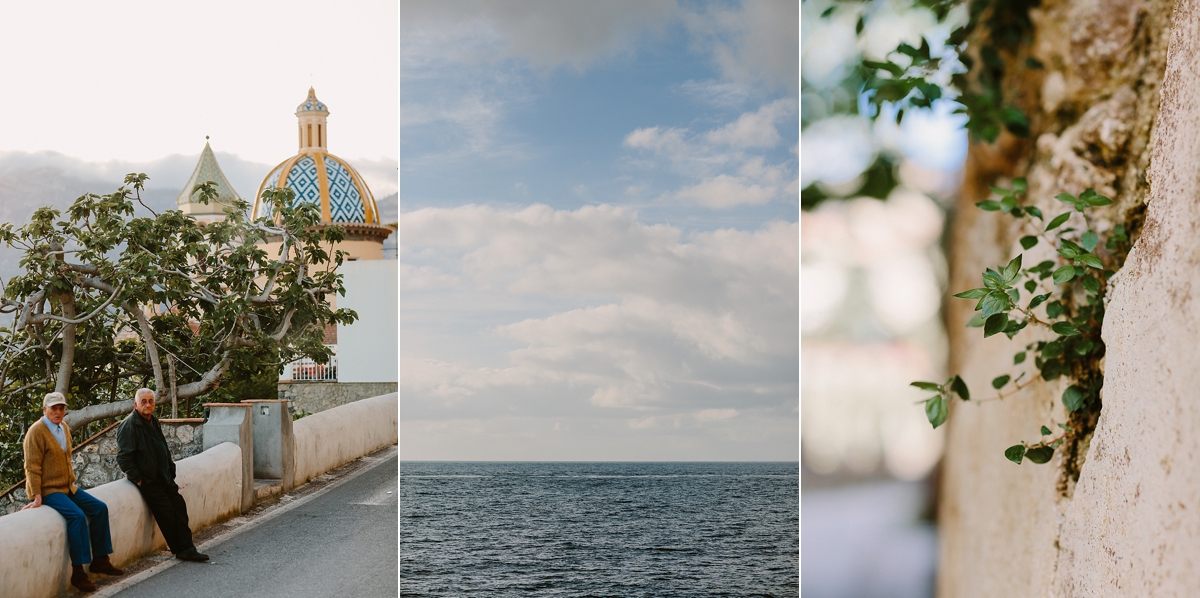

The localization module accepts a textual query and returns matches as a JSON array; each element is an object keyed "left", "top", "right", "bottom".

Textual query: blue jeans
[{"left": 42, "top": 489, "right": 113, "bottom": 566}]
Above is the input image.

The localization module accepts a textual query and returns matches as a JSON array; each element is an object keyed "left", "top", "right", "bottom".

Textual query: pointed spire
[{"left": 177, "top": 139, "right": 242, "bottom": 217}]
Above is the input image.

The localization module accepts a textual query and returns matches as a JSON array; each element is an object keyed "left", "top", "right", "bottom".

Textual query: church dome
[{"left": 252, "top": 88, "right": 380, "bottom": 226}]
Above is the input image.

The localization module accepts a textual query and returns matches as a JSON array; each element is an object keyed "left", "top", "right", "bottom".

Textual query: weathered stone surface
[{"left": 279, "top": 382, "right": 397, "bottom": 416}]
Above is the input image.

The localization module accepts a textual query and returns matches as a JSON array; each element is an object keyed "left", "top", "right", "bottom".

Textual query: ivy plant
[{"left": 912, "top": 178, "right": 1130, "bottom": 464}]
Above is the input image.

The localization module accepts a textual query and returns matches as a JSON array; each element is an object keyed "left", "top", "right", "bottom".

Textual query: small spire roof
[
  {"left": 176, "top": 139, "right": 242, "bottom": 215},
  {"left": 296, "top": 87, "right": 328, "bottom": 114}
]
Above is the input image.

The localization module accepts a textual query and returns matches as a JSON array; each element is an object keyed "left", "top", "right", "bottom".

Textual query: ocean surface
[{"left": 400, "top": 461, "right": 799, "bottom": 597}]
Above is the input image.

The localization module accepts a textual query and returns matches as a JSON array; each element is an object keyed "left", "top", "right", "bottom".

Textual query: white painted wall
[
  {"left": 293, "top": 392, "right": 398, "bottom": 485},
  {"left": 336, "top": 259, "right": 397, "bottom": 383}
]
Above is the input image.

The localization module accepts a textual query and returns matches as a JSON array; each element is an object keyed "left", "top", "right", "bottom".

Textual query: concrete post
[
  {"left": 240, "top": 399, "right": 295, "bottom": 492},
  {"left": 201, "top": 403, "right": 254, "bottom": 512}
]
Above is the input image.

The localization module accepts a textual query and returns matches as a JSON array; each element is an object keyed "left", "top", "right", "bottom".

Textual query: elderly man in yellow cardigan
[{"left": 23, "top": 391, "right": 124, "bottom": 592}]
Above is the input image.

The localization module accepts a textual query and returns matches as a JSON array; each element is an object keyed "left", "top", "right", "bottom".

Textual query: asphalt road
[{"left": 112, "top": 452, "right": 398, "bottom": 598}]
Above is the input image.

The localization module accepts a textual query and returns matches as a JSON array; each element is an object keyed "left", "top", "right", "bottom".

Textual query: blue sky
[{"left": 400, "top": 0, "right": 798, "bottom": 460}]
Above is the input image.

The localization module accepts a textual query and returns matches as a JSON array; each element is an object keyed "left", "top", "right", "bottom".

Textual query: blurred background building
[{"left": 801, "top": 1, "right": 969, "bottom": 596}]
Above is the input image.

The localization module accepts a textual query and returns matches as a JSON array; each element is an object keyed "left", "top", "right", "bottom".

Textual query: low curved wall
[
  {"left": 0, "top": 442, "right": 242, "bottom": 598},
  {"left": 293, "top": 392, "right": 397, "bottom": 485}
]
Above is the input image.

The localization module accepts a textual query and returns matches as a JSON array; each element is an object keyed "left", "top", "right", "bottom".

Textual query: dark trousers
[
  {"left": 42, "top": 489, "right": 113, "bottom": 566},
  {"left": 136, "top": 480, "right": 194, "bottom": 554}
]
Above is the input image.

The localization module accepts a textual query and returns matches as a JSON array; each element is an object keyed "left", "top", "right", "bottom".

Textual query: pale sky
[
  {"left": 0, "top": 0, "right": 396, "bottom": 166},
  {"left": 400, "top": 0, "right": 799, "bottom": 461}
]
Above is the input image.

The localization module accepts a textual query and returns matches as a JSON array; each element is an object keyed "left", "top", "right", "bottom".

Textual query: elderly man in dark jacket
[{"left": 116, "top": 388, "right": 208, "bottom": 562}]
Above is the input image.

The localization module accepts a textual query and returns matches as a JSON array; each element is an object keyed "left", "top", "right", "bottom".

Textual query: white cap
[{"left": 43, "top": 392, "right": 67, "bottom": 409}]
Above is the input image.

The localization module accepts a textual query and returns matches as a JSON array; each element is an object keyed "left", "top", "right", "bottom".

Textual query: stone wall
[
  {"left": 278, "top": 382, "right": 397, "bottom": 415},
  {"left": 0, "top": 420, "right": 204, "bottom": 516}
]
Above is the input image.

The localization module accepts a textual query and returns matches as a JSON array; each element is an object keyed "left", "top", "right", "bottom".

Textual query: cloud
[
  {"left": 684, "top": 1, "right": 800, "bottom": 93},
  {"left": 622, "top": 102, "right": 797, "bottom": 209},
  {"left": 400, "top": 204, "right": 798, "bottom": 415},
  {"left": 401, "top": 0, "right": 678, "bottom": 71}
]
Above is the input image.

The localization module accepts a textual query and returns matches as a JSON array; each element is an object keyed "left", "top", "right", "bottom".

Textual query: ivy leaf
[
  {"left": 1025, "top": 446, "right": 1055, "bottom": 464},
  {"left": 925, "top": 397, "right": 949, "bottom": 429},
  {"left": 1005, "top": 445, "right": 1026, "bottom": 464},
  {"left": 1028, "top": 293, "right": 1051, "bottom": 309},
  {"left": 1014, "top": 351, "right": 1026, "bottom": 364},
  {"left": 992, "top": 374, "right": 1011, "bottom": 389},
  {"left": 1081, "top": 230, "right": 1099, "bottom": 252},
  {"left": 1082, "top": 275, "right": 1100, "bottom": 294},
  {"left": 1079, "top": 254, "right": 1103, "bottom": 269},
  {"left": 984, "top": 313, "right": 1009, "bottom": 337},
  {"left": 976, "top": 200, "right": 1002, "bottom": 211},
  {"left": 1020, "top": 235, "right": 1038, "bottom": 250},
  {"left": 1053, "top": 265, "right": 1078, "bottom": 285},
  {"left": 954, "top": 288, "right": 990, "bottom": 299},
  {"left": 1062, "top": 385, "right": 1086, "bottom": 412},
  {"left": 911, "top": 381, "right": 942, "bottom": 391},
  {"left": 950, "top": 375, "right": 971, "bottom": 401},
  {"left": 1046, "top": 213, "right": 1071, "bottom": 231},
  {"left": 1052, "top": 322, "right": 1081, "bottom": 336},
  {"left": 1041, "top": 425, "right": 1051, "bottom": 436},
  {"left": 981, "top": 292, "right": 1010, "bottom": 318},
  {"left": 1026, "top": 206, "right": 1043, "bottom": 220}
]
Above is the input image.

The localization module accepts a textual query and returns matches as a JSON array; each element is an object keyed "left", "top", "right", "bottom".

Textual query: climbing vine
[{"left": 912, "top": 180, "right": 1130, "bottom": 465}]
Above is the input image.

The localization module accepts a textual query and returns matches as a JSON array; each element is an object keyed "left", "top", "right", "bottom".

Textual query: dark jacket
[{"left": 116, "top": 411, "right": 176, "bottom": 486}]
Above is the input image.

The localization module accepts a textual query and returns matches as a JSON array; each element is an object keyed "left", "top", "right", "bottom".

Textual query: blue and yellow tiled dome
[{"left": 252, "top": 88, "right": 380, "bottom": 225}]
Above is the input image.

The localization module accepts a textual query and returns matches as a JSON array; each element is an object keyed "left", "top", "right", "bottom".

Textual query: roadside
[{"left": 81, "top": 445, "right": 398, "bottom": 597}]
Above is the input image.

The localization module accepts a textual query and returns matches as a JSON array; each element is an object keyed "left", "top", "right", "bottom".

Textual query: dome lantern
[{"left": 296, "top": 87, "right": 329, "bottom": 152}]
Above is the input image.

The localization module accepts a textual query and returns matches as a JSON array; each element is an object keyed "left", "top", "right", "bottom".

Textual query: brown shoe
[
  {"left": 90, "top": 554, "right": 124, "bottom": 576},
  {"left": 70, "top": 565, "right": 96, "bottom": 592}
]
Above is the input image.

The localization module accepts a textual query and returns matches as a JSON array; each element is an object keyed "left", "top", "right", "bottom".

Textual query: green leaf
[
  {"left": 1041, "top": 425, "right": 1051, "bottom": 436},
  {"left": 982, "top": 269, "right": 1004, "bottom": 289},
  {"left": 911, "top": 381, "right": 942, "bottom": 391},
  {"left": 1024, "top": 280, "right": 1036, "bottom": 293},
  {"left": 1062, "top": 385, "right": 1086, "bottom": 412},
  {"left": 992, "top": 374, "right": 1011, "bottom": 389},
  {"left": 1046, "top": 301, "right": 1065, "bottom": 319},
  {"left": 999, "top": 196, "right": 1017, "bottom": 213},
  {"left": 1028, "top": 293, "right": 1051, "bottom": 309},
  {"left": 1081, "top": 230, "right": 1099, "bottom": 252},
  {"left": 1046, "top": 213, "right": 1071, "bottom": 231},
  {"left": 1026, "top": 206, "right": 1043, "bottom": 220},
  {"left": 1025, "top": 446, "right": 1054, "bottom": 464},
  {"left": 1052, "top": 322, "right": 1081, "bottom": 336},
  {"left": 925, "top": 397, "right": 949, "bottom": 429},
  {"left": 1055, "top": 193, "right": 1077, "bottom": 205},
  {"left": 1082, "top": 275, "right": 1100, "bottom": 294},
  {"left": 1014, "top": 351, "right": 1026, "bottom": 364},
  {"left": 984, "top": 313, "right": 1009, "bottom": 337},
  {"left": 1020, "top": 235, "right": 1038, "bottom": 250},
  {"left": 1005, "top": 445, "right": 1026, "bottom": 464},
  {"left": 1053, "top": 265, "right": 1077, "bottom": 285},
  {"left": 1086, "top": 194, "right": 1113, "bottom": 206},
  {"left": 976, "top": 200, "right": 1002, "bottom": 211},
  {"left": 953, "top": 288, "right": 990, "bottom": 299},
  {"left": 1012, "top": 177, "right": 1028, "bottom": 193},
  {"left": 1002, "top": 255, "right": 1023, "bottom": 282},
  {"left": 981, "top": 292, "right": 1010, "bottom": 318},
  {"left": 990, "top": 185, "right": 1014, "bottom": 197},
  {"left": 950, "top": 375, "right": 970, "bottom": 401},
  {"left": 966, "top": 314, "right": 986, "bottom": 328},
  {"left": 1078, "top": 254, "right": 1103, "bottom": 269}
]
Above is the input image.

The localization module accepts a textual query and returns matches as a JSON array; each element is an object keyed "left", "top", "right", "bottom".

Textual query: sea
[{"left": 400, "top": 461, "right": 799, "bottom": 597}]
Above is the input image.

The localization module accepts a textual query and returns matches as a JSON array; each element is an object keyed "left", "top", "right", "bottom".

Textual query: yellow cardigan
[{"left": 23, "top": 418, "right": 78, "bottom": 498}]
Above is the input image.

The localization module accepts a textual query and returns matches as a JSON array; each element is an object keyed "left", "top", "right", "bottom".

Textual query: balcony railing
[{"left": 282, "top": 346, "right": 338, "bottom": 382}]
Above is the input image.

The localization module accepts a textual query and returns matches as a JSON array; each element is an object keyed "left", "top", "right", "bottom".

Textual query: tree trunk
[{"left": 936, "top": 0, "right": 1200, "bottom": 595}]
